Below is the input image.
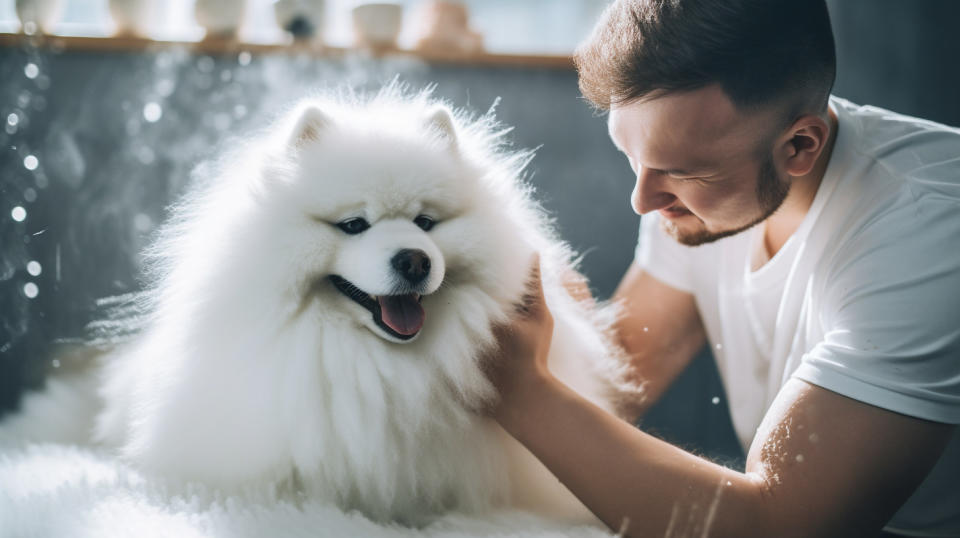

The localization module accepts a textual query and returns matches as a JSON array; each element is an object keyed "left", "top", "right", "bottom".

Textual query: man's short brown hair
[{"left": 575, "top": 0, "right": 836, "bottom": 116}]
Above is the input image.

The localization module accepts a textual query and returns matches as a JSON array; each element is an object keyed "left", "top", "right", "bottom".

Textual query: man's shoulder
[
  {"left": 823, "top": 97, "right": 960, "bottom": 229},
  {"left": 810, "top": 100, "right": 960, "bottom": 287},
  {"left": 832, "top": 96, "right": 960, "bottom": 185}
]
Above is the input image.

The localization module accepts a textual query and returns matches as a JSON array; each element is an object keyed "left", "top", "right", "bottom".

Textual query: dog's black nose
[{"left": 391, "top": 249, "right": 431, "bottom": 285}]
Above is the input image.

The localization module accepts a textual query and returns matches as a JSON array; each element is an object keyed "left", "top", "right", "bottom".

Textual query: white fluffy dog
[{"left": 92, "top": 87, "right": 635, "bottom": 525}]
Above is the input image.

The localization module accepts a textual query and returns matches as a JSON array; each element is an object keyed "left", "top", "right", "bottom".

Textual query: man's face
[{"left": 608, "top": 85, "right": 790, "bottom": 246}]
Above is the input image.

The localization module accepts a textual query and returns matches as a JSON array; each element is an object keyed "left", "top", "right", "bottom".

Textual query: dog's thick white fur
[{"left": 92, "top": 87, "right": 637, "bottom": 525}]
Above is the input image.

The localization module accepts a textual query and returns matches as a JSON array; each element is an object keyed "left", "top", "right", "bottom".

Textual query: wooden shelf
[{"left": 0, "top": 32, "right": 574, "bottom": 70}]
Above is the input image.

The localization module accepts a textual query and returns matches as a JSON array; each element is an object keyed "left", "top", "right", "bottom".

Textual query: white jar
[
  {"left": 352, "top": 2, "right": 403, "bottom": 49},
  {"left": 14, "top": 0, "right": 63, "bottom": 34},
  {"left": 108, "top": 0, "right": 156, "bottom": 38},
  {"left": 195, "top": 0, "right": 248, "bottom": 40}
]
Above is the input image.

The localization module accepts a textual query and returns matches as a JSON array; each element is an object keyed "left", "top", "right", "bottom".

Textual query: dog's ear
[
  {"left": 425, "top": 105, "right": 458, "bottom": 151},
  {"left": 289, "top": 106, "right": 331, "bottom": 148}
]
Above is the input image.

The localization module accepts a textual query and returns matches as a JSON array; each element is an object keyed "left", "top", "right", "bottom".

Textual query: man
[{"left": 487, "top": 1, "right": 960, "bottom": 536}]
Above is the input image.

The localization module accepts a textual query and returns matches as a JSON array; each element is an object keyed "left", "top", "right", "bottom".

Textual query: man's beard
[{"left": 661, "top": 153, "right": 789, "bottom": 246}]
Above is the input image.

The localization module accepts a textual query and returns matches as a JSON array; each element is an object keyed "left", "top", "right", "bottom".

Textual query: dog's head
[{"left": 258, "top": 93, "right": 536, "bottom": 346}]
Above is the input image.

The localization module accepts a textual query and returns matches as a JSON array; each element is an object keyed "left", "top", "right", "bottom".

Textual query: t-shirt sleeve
[
  {"left": 634, "top": 212, "right": 696, "bottom": 293},
  {"left": 792, "top": 199, "right": 960, "bottom": 424}
]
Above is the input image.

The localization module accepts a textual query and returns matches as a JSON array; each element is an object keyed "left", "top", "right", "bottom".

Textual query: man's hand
[{"left": 485, "top": 254, "right": 556, "bottom": 421}]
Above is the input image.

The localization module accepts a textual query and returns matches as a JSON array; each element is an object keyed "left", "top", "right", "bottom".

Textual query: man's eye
[
  {"left": 336, "top": 218, "right": 370, "bottom": 235},
  {"left": 414, "top": 215, "right": 435, "bottom": 231}
]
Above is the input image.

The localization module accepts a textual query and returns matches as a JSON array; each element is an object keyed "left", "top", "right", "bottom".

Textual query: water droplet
[
  {"left": 24, "top": 63, "right": 39, "bottom": 79},
  {"left": 715, "top": 343, "right": 723, "bottom": 350},
  {"left": 642, "top": 326, "right": 649, "bottom": 332},
  {"left": 725, "top": 480, "right": 732, "bottom": 486},
  {"left": 136, "top": 146, "right": 155, "bottom": 164},
  {"left": 143, "top": 102, "right": 162, "bottom": 123},
  {"left": 24, "top": 188, "right": 37, "bottom": 202},
  {"left": 11, "top": 206, "right": 27, "bottom": 222},
  {"left": 156, "top": 78, "right": 176, "bottom": 97},
  {"left": 808, "top": 433, "right": 819, "bottom": 444},
  {"left": 134, "top": 213, "right": 153, "bottom": 232},
  {"left": 126, "top": 117, "right": 141, "bottom": 136},
  {"left": 795, "top": 454, "right": 805, "bottom": 463},
  {"left": 26, "top": 261, "right": 42, "bottom": 276},
  {"left": 23, "top": 154, "right": 38, "bottom": 170},
  {"left": 195, "top": 74, "right": 213, "bottom": 90},
  {"left": 23, "top": 282, "right": 39, "bottom": 298},
  {"left": 6, "top": 113, "right": 19, "bottom": 126},
  {"left": 52, "top": 359, "right": 60, "bottom": 368},
  {"left": 17, "top": 91, "right": 31, "bottom": 108},
  {"left": 238, "top": 51, "right": 252, "bottom": 66},
  {"left": 5, "top": 123, "right": 16, "bottom": 135},
  {"left": 155, "top": 52, "right": 174, "bottom": 69},
  {"left": 711, "top": 396, "right": 720, "bottom": 405},
  {"left": 23, "top": 21, "right": 37, "bottom": 35},
  {"left": 213, "top": 113, "right": 231, "bottom": 131},
  {"left": 197, "top": 56, "right": 215, "bottom": 73}
]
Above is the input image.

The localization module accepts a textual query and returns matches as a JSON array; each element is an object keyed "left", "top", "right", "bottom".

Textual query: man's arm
[
  {"left": 492, "top": 262, "right": 954, "bottom": 537},
  {"left": 610, "top": 261, "right": 706, "bottom": 419},
  {"left": 502, "top": 372, "right": 952, "bottom": 537}
]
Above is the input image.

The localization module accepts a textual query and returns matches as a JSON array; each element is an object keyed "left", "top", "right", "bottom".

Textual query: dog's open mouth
[{"left": 329, "top": 275, "right": 424, "bottom": 340}]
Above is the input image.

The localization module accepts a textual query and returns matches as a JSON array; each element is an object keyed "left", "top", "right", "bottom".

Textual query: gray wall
[
  {"left": 828, "top": 0, "right": 960, "bottom": 128},
  {"left": 2, "top": 0, "right": 959, "bottom": 464}
]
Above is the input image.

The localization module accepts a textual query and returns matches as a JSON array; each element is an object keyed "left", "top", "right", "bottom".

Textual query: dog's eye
[
  {"left": 414, "top": 215, "right": 435, "bottom": 231},
  {"left": 337, "top": 218, "right": 370, "bottom": 235}
]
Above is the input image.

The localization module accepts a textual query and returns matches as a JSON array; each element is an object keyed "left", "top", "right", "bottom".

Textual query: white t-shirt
[{"left": 636, "top": 96, "right": 960, "bottom": 536}]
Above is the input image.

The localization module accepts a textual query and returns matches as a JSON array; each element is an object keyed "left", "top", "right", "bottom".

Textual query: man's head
[{"left": 576, "top": 0, "right": 837, "bottom": 246}]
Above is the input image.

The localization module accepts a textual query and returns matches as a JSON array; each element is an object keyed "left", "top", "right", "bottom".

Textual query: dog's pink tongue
[{"left": 378, "top": 295, "right": 425, "bottom": 336}]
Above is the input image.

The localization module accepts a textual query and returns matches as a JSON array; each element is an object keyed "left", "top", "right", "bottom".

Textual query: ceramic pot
[{"left": 414, "top": 1, "right": 483, "bottom": 55}]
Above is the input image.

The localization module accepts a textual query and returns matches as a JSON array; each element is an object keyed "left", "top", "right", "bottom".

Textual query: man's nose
[{"left": 631, "top": 166, "right": 677, "bottom": 215}]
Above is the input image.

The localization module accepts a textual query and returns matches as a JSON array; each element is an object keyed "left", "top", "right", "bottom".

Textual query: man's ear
[
  {"left": 778, "top": 114, "right": 831, "bottom": 177},
  {"left": 425, "top": 105, "right": 458, "bottom": 151},
  {"left": 288, "top": 106, "right": 332, "bottom": 148}
]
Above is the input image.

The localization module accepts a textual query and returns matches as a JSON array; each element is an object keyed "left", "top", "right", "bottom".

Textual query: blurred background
[
  {"left": 0, "top": 0, "right": 610, "bottom": 53},
  {"left": 1, "top": 0, "right": 959, "bottom": 468}
]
